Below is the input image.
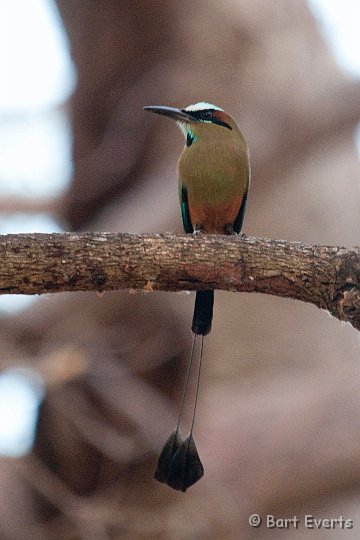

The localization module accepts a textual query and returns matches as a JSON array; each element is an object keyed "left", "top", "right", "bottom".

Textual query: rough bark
[{"left": 0, "top": 232, "right": 359, "bottom": 330}]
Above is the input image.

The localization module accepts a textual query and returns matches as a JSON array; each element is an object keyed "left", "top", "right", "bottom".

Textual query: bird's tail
[{"left": 191, "top": 290, "right": 214, "bottom": 336}]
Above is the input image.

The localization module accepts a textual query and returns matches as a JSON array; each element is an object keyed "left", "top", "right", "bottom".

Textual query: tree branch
[{"left": 0, "top": 233, "right": 359, "bottom": 331}]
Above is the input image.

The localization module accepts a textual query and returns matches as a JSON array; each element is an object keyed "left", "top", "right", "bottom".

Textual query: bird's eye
[{"left": 201, "top": 110, "right": 213, "bottom": 120}]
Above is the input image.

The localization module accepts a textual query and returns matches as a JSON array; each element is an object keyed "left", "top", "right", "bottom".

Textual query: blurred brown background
[{"left": 1, "top": 0, "right": 360, "bottom": 538}]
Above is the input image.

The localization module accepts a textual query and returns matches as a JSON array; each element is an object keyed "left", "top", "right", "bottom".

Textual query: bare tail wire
[
  {"left": 175, "top": 333, "right": 197, "bottom": 434},
  {"left": 190, "top": 335, "right": 204, "bottom": 437}
]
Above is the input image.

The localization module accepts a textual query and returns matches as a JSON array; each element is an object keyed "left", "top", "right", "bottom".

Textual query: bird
[{"left": 144, "top": 102, "right": 250, "bottom": 491}]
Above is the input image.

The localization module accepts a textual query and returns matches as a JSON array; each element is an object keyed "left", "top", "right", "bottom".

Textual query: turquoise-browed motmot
[{"left": 144, "top": 102, "right": 250, "bottom": 491}]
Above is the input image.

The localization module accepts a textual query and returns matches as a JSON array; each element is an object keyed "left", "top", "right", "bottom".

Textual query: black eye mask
[{"left": 183, "top": 109, "right": 232, "bottom": 130}]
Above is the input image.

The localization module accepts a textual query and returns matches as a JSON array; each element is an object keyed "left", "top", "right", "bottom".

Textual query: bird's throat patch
[{"left": 186, "top": 130, "right": 197, "bottom": 147}]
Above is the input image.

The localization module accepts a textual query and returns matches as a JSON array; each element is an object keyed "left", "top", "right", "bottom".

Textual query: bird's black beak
[{"left": 144, "top": 105, "right": 194, "bottom": 123}]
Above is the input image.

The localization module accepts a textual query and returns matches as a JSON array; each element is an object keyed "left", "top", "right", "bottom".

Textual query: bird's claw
[{"left": 224, "top": 223, "right": 237, "bottom": 235}]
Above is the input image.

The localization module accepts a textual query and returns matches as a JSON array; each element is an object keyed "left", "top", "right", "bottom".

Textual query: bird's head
[{"left": 144, "top": 102, "right": 241, "bottom": 147}]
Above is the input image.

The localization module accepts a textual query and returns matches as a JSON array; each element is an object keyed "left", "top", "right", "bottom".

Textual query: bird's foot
[
  {"left": 193, "top": 225, "right": 204, "bottom": 236},
  {"left": 224, "top": 223, "right": 238, "bottom": 235}
]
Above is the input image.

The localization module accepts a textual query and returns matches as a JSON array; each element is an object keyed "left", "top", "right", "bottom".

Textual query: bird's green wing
[
  {"left": 232, "top": 189, "right": 248, "bottom": 233},
  {"left": 233, "top": 165, "right": 250, "bottom": 233},
  {"left": 179, "top": 181, "right": 193, "bottom": 233}
]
